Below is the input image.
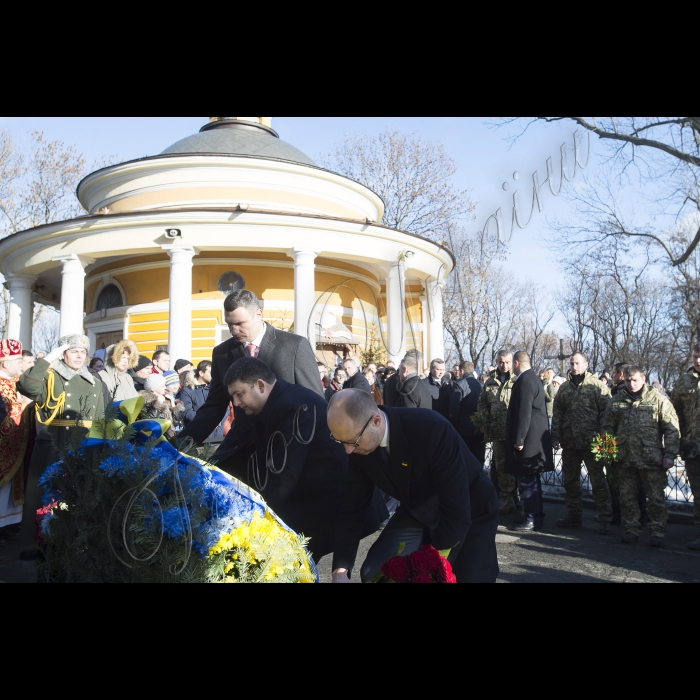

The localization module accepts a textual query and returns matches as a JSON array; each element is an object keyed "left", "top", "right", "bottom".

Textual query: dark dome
[{"left": 160, "top": 127, "right": 317, "bottom": 166}]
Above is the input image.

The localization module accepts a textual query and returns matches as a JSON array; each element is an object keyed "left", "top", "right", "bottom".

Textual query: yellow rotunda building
[{"left": 0, "top": 117, "right": 454, "bottom": 367}]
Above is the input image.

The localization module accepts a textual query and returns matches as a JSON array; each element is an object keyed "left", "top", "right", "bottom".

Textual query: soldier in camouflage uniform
[
  {"left": 478, "top": 350, "right": 520, "bottom": 516},
  {"left": 551, "top": 352, "right": 613, "bottom": 534},
  {"left": 670, "top": 343, "right": 700, "bottom": 550},
  {"left": 602, "top": 366, "right": 680, "bottom": 547}
]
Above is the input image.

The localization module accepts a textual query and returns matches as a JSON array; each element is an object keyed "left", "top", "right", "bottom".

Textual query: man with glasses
[
  {"left": 328, "top": 389, "right": 499, "bottom": 583},
  {"left": 224, "top": 358, "right": 387, "bottom": 560}
]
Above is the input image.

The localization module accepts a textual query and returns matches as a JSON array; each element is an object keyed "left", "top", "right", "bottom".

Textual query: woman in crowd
[
  {"left": 325, "top": 367, "right": 347, "bottom": 403},
  {"left": 99, "top": 340, "right": 139, "bottom": 402},
  {"left": 139, "top": 374, "right": 185, "bottom": 437},
  {"left": 364, "top": 369, "right": 383, "bottom": 405}
]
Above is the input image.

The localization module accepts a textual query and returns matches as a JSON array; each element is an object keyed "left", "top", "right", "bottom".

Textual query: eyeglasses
[{"left": 331, "top": 415, "right": 375, "bottom": 447}]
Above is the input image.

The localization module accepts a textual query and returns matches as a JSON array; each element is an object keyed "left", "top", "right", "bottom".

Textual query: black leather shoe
[{"left": 509, "top": 521, "right": 542, "bottom": 532}]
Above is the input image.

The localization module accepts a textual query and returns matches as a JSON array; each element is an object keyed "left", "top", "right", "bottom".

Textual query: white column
[
  {"left": 6, "top": 274, "right": 36, "bottom": 350},
  {"left": 165, "top": 246, "right": 198, "bottom": 362},
  {"left": 427, "top": 278, "right": 445, "bottom": 361},
  {"left": 53, "top": 255, "right": 94, "bottom": 338},
  {"left": 382, "top": 262, "right": 406, "bottom": 366},
  {"left": 287, "top": 248, "right": 319, "bottom": 345},
  {"left": 419, "top": 292, "right": 429, "bottom": 364}
]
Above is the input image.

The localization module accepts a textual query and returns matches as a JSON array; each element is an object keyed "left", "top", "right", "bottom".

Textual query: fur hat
[
  {"left": 108, "top": 339, "right": 140, "bottom": 371},
  {"left": 144, "top": 374, "right": 166, "bottom": 392},
  {"left": 60, "top": 334, "right": 90, "bottom": 354}
]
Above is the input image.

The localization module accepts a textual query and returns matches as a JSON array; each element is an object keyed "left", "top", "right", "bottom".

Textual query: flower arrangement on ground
[
  {"left": 38, "top": 398, "right": 316, "bottom": 584},
  {"left": 590, "top": 433, "right": 619, "bottom": 462},
  {"left": 368, "top": 544, "right": 457, "bottom": 584}
]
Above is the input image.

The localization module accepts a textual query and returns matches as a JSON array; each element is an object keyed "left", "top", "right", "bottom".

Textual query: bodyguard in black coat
[
  {"left": 455, "top": 375, "right": 486, "bottom": 464},
  {"left": 328, "top": 392, "right": 499, "bottom": 583},
  {"left": 224, "top": 360, "right": 387, "bottom": 560},
  {"left": 505, "top": 352, "right": 554, "bottom": 531},
  {"left": 179, "top": 291, "right": 322, "bottom": 468},
  {"left": 342, "top": 361, "right": 371, "bottom": 394}
]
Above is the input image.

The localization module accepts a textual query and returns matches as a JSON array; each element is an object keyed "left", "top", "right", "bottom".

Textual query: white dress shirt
[{"left": 244, "top": 323, "right": 267, "bottom": 354}]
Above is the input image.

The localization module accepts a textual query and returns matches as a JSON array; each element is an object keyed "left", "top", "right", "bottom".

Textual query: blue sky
[{"left": 1, "top": 116, "right": 595, "bottom": 333}]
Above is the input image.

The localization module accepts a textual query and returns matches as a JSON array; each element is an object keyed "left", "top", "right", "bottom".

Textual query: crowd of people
[{"left": 1, "top": 288, "right": 698, "bottom": 582}]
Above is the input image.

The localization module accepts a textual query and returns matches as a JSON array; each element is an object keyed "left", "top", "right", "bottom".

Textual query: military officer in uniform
[
  {"left": 602, "top": 365, "right": 680, "bottom": 547},
  {"left": 551, "top": 352, "right": 613, "bottom": 534},
  {"left": 478, "top": 350, "right": 521, "bottom": 517},
  {"left": 17, "top": 335, "right": 105, "bottom": 557},
  {"left": 670, "top": 343, "right": 700, "bottom": 550}
]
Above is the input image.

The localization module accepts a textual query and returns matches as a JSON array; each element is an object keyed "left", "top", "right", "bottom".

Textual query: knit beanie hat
[
  {"left": 164, "top": 372, "right": 181, "bottom": 389},
  {"left": 136, "top": 355, "right": 153, "bottom": 372},
  {"left": 144, "top": 374, "right": 167, "bottom": 392}
]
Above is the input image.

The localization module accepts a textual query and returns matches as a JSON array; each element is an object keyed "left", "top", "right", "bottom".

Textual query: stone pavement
[
  {"left": 316, "top": 500, "right": 700, "bottom": 583},
  {"left": 3, "top": 499, "right": 699, "bottom": 583}
]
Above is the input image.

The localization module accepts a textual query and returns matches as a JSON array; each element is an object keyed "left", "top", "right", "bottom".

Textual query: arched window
[{"left": 96, "top": 284, "right": 124, "bottom": 310}]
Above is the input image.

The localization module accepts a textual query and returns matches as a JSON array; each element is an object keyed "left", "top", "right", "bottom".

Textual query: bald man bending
[{"left": 328, "top": 390, "right": 499, "bottom": 583}]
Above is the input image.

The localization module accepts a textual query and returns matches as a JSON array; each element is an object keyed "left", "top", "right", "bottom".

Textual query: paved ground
[
  {"left": 3, "top": 500, "right": 699, "bottom": 583},
  {"left": 316, "top": 500, "right": 700, "bottom": 583}
]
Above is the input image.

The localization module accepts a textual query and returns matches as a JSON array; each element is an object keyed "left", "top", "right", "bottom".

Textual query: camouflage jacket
[
  {"left": 670, "top": 367, "right": 700, "bottom": 457},
  {"left": 551, "top": 371, "right": 611, "bottom": 450},
  {"left": 477, "top": 370, "right": 516, "bottom": 442},
  {"left": 601, "top": 385, "right": 680, "bottom": 468},
  {"left": 543, "top": 380, "right": 555, "bottom": 418}
]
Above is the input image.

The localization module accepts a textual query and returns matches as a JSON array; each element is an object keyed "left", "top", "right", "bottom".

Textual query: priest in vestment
[{"left": 0, "top": 340, "right": 32, "bottom": 531}]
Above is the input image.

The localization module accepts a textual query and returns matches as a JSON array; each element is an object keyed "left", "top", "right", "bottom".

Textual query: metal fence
[{"left": 484, "top": 444, "right": 694, "bottom": 503}]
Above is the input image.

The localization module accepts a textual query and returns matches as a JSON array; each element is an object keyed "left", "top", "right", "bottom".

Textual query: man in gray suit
[{"left": 179, "top": 290, "right": 322, "bottom": 471}]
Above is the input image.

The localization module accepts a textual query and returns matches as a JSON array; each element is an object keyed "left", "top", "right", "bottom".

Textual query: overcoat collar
[{"left": 377, "top": 405, "right": 412, "bottom": 507}]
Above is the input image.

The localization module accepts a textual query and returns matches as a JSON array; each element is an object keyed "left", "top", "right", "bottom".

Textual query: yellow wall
[{"left": 95, "top": 254, "right": 424, "bottom": 365}]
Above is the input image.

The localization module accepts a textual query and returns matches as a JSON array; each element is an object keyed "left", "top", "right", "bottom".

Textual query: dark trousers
[
  {"left": 518, "top": 473, "right": 544, "bottom": 527},
  {"left": 359, "top": 476, "right": 499, "bottom": 583},
  {"left": 465, "top": 435, "right": 486, "bottom": 467}
]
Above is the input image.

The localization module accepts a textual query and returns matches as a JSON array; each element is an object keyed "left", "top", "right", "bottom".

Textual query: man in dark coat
[
  {"left": 179, "top": 290, "right": 322, "bottom": 470},
  {"left": 454, "top": 361, "right": 486, "bottom": 465},
  {"left": 505, "top": 351, "right": 554, "bottom": 532},
  {"left": 341, "top": 358, "right": 371, "bottom": 393},
  {"left": 422, "top": 358, "right": 456, "bottom": 421},
  {"left": 328, "top": 390, "right": 499, "bottom": 583},
  {"left": 224, "top": 359, "right": 387, "bottom": 560},
  {"left": 395, "top": 356, "right": 432, "bottom": 409}
]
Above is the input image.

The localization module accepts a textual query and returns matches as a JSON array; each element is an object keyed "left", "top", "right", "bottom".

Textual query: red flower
[
  {"left": 436, "top": 557, "right": 455, "bottom": 583},
  {"left": 381, "top": 556, "right": 410, "bottom": 583},
  {"left": 409, "top": 550, "right": 430, "bottom": 574},
  {"left": 412, "top": 573, "right": 433, "bottom": 583},
  {"left": 419, "top": 545, "right": 442, "bottom": 573}
]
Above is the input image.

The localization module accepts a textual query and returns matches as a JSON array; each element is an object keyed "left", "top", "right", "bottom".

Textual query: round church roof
[{"left": 160, "top": 127, "right": 317, "bottom": 167}]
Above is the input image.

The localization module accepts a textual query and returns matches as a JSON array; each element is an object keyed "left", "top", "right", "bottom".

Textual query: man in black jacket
[
  {"left": 395, "top": 356, "right": 433, "bottom": 409},
  {"left": 328, "top": 390, "right": 499, "bottom": 583},
  {"left": 454, "top": 361, "right": 486, "bottom": 464},
  {"left": 505, "top": 351, "right": 554, "bottom": 532},
  {"left": 179, "top": 290, "right": 323, "bottom": 470},
  {"left": 341, "top": 358, "right": 371, "bottom": 393},
  {"left": 225, "top": 359, "right": 387, "bottom": 560},
  {"left": 422, "top": 358, "right": 456, "bottom": 420}
]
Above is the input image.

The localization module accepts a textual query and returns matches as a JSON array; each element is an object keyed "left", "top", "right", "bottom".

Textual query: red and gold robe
[{"left": 0, "top": 375, "right": 31, "bottom": 507}]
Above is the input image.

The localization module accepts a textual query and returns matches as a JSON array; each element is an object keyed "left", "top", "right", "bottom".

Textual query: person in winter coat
[
  {"left": 128, "top": 356, "right": 154, "bottom": 392},
  {"left": 139, "top": 374, "right": 185, "bottom": 438},
  {"left": 178, "top": 362, "right": 224, "bottom": 440},
  {"left": 99, "top": 340, "right": 139, "bottom": 402}
]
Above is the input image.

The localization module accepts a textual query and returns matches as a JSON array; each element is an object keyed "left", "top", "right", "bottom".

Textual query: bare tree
[
  {"left": 320, "top": 129, "right": 475, "bottom": 241},
  {"left": 502, "top": 117, "right": 700, "bottom": 267},
  {"left": 0, "top": 129, "right": 117, "bottom": 348}
]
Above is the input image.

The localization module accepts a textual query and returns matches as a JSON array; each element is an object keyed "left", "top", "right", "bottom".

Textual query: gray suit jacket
[{"left": 180, "top": 324, "right": 323, "bottom": 447}]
